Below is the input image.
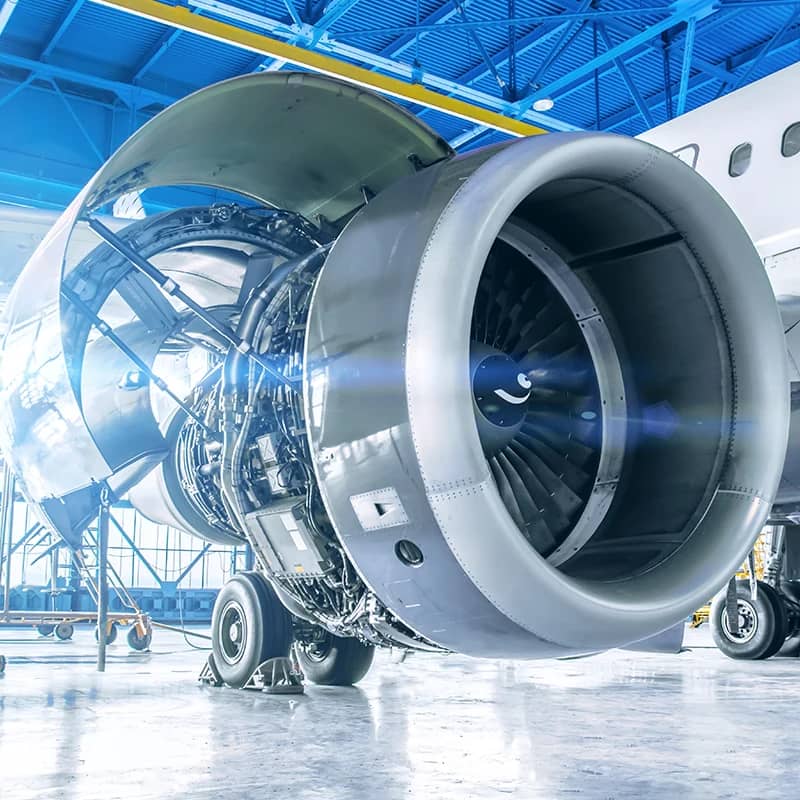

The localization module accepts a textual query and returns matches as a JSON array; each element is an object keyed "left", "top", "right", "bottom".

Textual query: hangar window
[
  {"left": 728, "top": 142, "right": 752, "bottom": 177},
  {"left": 781, "top": 122, "right": 800, "bottom": 157}
]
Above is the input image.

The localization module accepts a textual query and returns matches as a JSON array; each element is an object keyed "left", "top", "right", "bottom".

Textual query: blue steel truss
[{"left": 0, "top": 0, "right": 798, "bottom": 210}]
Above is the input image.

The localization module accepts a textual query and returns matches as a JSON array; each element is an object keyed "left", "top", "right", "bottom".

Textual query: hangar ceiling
[{"left": 0, "top": 0, "right": 798, "bottom": 217}]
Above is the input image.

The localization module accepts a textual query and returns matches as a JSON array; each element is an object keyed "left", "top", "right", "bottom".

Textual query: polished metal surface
[
  {"left": 0, "top": 70, "right": 450, "bottom": 529},
  {"left": 306, "top": 131, "right": 788, "bottom": 658},
  {"left": 0, "top": 626, "right": 797, "bottom": 800},
  {"left": 78, "top": 71, "right": 452, "bottom": 225},
  {"left": 496, "top": 221, "right": 626, "bottom": 568},
  {"left": 0, "top": 73, "right": 791, "bottom": 663}
]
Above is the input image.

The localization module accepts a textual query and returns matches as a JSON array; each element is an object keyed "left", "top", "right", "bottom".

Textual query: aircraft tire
[
  {"left": 296, "top": 632, "right": 375, "bottom": 686},
  {"left": 711, "top": 580, "right": 786, "bottom": 660},
  {"left": 211, "top": 572, "right": 292, "bottom": 688}
]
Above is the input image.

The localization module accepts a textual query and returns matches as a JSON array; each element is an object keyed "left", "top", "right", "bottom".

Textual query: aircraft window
[
  {"left": 728, "top": 143, "right": 752, "bottom": 177},
  {"left": 781, "top": 123, "right": 800, "bottom": 157}
]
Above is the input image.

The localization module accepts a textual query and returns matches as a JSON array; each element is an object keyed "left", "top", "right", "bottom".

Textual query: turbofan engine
[{"left": 0, "top": 74, "right": 788, "bottom": 684}]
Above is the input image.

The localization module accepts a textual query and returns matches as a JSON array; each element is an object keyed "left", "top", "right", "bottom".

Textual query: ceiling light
[{"left": 532, "top": 98, "right": 555, "bottom": 112}]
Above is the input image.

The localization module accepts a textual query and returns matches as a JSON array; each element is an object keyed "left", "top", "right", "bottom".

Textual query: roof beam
[
  {"left": 520, "top": 0, "right": 717, "bottom": 111},
  {"left": 675, "top": 16, "right": 696, "bottom": 115},
  {"left": 0, "top": 0, "right": 20, "bottom": 38},
  {"left": 542, "top": 9, "right": 738, "bottom": 107},
  {"left": 196, "top": 0, "right": 581, "bottom": 129},
  {"left": 0, "top": 74, "right": 33, "bottom": 110},
  {"left": 335, "top": 6, "right": 695, "bottom": 39},
  {"left": 309, "top": 0, "right": 365, "bottom": 39},
  {"left": 412, "top": 2, "right": 593, "bottom": 130},
  {"left": 48, "top": 80, "right": 105, "bottom": 163},
  {"left": 41, "top": 0, "right": 87, "bottom": 60},
  {"left": 602, "top": 22, "right": 800, "bottom": 131},
  {"left": 453, "top": 0, "right": 716, "bottom": 146},
  {"left": 453, "top": 0, "right": 510, "bottom": 97},
  {"left": 527, "top": 18, "right": 587, "bottom": 88},
  {"left": 0, "top": 51, "right": 178, "bottom": 109},
  {"left": 378, "top": 0, "right": 471, "bottom": 60},
  {"left": 596, "top": 24, "right": 654, "bottom": 128},
  {"left": 130, "top": 28, "right": 183, "bottom": 81},
  {"left": 126, "top": 0, "right": 555, "bottom": 134},
  {"left": 722, "top": 4, "right": 800, "bottom": 93}
]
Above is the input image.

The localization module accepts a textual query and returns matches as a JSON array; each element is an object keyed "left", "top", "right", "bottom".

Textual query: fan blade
[
  {"left": 515, "top": 431, "right": 593, "bottom": 494},
  {"left": 502, "top": 447, "right": 573, "bottom": 537},
  {"left": 491, "top": 265, "right": 527, "bottom": 348},
  {"left": 524, "top": 319, "right": 576, "bottom": 358},
  {"left": 508, "top": 441, "right": 584, "bottom": 518},
  {"left": 524, "top": 408, "right": 601, "bottom": 448},
  {"left": 489, "top": 457, "right": 526, "bottom": 529},
  {"left": 528, "top": 387, "right": 599, "bottom": 418},
  {"left": 500, "top": 284, "right": 548, "bottom": 353},
  {"left": 495, "top": 452, "right": 558, "bottom": 554},
  {"left": 520, "top": 419, "right": 598, "bottom": 468},
  {"left": 512, "top": 299, "right": 563, "bottom": 358}
]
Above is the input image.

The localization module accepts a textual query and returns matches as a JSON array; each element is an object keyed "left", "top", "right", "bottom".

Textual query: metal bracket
[
  {"left": 199, "top": 655, "right": 305, "bottom": 694},
  {"left": 725, "top": 576, "right": 740, "bottom": 637},
  {"left": 86, "top": 216, "right": 298, "bottom": 393},
  {"left": 748, "top": 550, "right": 758, "bottom": 601},
  {"left": 243, "top": 657, "right": 305, "bottom": 695},
  {"left": 198, "top": 653, "right": 224, "bottom": 687}
]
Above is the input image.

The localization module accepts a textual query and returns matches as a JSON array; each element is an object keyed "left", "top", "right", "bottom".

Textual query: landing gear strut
[
  {"left": 712, "top": 525, "right": 800, "bottom": 660},
  {"left": 203, "top": 571, "right": 377, "bottom": 692},
  {"left": 711, "top": 580, "right": 787, "bottom": 660}
]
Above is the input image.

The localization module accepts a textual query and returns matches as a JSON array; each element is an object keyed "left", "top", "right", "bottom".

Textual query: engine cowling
[
  {"left": 305, "top": 131, "right": 789, "bottom": 656},
  {"left": 0, "top": 73, "right": 788, "bottom": 657}
]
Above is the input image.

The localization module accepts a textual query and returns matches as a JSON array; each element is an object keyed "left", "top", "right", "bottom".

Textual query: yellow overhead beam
[{"left": 90, "top": 0, "right": 547, "bottom": 138}]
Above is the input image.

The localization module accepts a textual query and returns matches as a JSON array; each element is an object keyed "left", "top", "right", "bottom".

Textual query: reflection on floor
[{"left": 0, "top": 625, "right": 795, "bottom": 799}]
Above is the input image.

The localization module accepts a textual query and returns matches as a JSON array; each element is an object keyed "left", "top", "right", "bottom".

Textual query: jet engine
[{"left": 0, "top": 74, "right": 789, "bottom": 677}]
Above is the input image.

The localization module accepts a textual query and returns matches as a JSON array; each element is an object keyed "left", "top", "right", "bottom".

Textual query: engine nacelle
[
  {"left": 0, "top": 73, "right": 788, "bottom": 657},
  {"left": 305, "top": 132, "right": 789, "bottom": 656}
]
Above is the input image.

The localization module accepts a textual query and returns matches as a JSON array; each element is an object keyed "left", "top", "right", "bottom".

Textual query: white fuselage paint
[
  {"left": 640, "top": 65, "right": 800, "bottom": 511},
  {"left": 638, "top": 61, "right": 800, "bottom": 298}
]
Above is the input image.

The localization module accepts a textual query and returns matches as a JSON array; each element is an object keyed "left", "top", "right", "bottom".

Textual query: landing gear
[
  {"left": 711, "top": 580, "right": 787, "bottom": 660},
  {"left": 54, "top": 622, "right": 74, "bottom": 641},
  {"left": 210, "top": 571, "right": 293, "bottom": 688},
  {"left": 296, "top": 630, "right": 375, "bottom": 686}
]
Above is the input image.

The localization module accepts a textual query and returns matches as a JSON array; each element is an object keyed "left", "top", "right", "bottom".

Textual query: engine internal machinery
[{"left": 0, "top": 74, "right": 789, "bottom": 669}]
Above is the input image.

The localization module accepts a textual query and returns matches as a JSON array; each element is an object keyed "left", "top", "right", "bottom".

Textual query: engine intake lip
[{"left": 404, "top": 132, "right": 788, "bottom": 651}]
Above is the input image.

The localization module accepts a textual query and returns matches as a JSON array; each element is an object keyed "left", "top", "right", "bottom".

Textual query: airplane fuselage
[{"left": 640, "top": 61, "right": 800, "bottom": 521}]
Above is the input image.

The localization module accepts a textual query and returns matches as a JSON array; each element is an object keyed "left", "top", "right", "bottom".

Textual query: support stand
[
  {"left": 96, "top": 488, "right": 110, "bottom": 673},
  {"left": 198, "top": 654, "right": 304, "bottom": 695},
  {"left": 198, "top": 654, "right": 224, "bottom": 687},
  {"left": 243, "top": 658, "right": 304, "bottom": 695}
]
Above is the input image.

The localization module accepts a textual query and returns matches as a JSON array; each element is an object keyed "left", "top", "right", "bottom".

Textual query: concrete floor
[{"left": 0, "top": 625, "right": 796, "bottom": 800}]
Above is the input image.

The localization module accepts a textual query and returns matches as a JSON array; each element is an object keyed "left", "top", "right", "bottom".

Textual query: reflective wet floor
[{"left": 0, "top": 625, "right": 796, "bottom": 799}]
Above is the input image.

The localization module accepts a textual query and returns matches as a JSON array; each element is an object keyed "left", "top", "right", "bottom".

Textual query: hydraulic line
[
  {"left": 60, "top": 285, "right": 212, "bottom": 433},
  {"left": 86, "top": 216, "right": 298, "bottom": 392}
]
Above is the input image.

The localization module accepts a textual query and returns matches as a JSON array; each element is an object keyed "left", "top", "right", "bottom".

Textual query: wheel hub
[
  {"left": 471, "top": 343, "right": 531, "bottom": 456},
  {"left": 220, "top": 600, "right": 247, "bottom": 664},
  {"left": 722, "top": 599, "right": 758, "bottom": 643}
]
